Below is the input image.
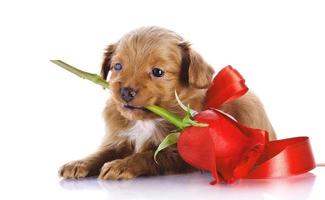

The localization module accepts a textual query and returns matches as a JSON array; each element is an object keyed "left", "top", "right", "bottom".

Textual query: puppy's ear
[
  {"left": 179, "top": 42, "right": 214, "bottom": 89},
  {"left": 101, "top": 44, "right": 116, "bottom": 80}
]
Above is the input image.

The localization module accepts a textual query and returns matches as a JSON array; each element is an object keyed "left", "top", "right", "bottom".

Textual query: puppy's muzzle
[{"left": 120, "top": 87, "right": 137, "bottom": 102}]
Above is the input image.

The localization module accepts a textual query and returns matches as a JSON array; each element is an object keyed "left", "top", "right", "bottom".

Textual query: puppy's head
[{"left": 101, "top": 27, "right": 214, "bottom": 120}]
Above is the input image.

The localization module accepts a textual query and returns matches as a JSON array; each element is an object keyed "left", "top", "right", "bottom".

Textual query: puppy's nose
[{"left": 120, "top": 87, "right": 137, "bottom": 102}]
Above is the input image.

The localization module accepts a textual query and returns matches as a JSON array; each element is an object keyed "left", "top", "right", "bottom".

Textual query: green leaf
[
  {"left": 182, "top": 107, "right": 193, "bottom": 126},
  {"left": 189, "top": 120, "right": 209, "bottom": 127},
  {"left": 154, "top": 132, "right": 180, "bottom": 163},
  {"left": 50, "top": 60, "right": 110, "bottom": 89},
  {"left": 174, "top": 90, "right": 197, "bottom": 117},
  {"left": 182, "top": 105, "right": 209, "bottom": 128}
]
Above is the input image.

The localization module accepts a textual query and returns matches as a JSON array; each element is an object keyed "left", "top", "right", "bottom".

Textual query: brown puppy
[{"left": 59, "top": 26, "right": 276, "bottom": 180}]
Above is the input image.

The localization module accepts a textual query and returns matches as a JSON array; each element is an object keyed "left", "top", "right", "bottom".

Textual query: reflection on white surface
[{"left": 60, "top": 171, "right": 317, "bottom": 200}]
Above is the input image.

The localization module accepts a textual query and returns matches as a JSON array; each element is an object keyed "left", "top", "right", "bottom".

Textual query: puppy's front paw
[
  {"left": 59, "top": 160, "right": 90, "bottom": 179},
  {"left": 99, "top": 159, "right": 137, "bottom": 180}
]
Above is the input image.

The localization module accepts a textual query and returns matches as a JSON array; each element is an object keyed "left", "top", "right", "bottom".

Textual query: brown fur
[{"left": 59, "top": 26, "right": 276, "bottom": 180}]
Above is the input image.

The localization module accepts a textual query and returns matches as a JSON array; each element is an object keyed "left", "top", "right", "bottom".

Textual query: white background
[{"left": 0, "top": 0, "right": 324, "bottom": 199}]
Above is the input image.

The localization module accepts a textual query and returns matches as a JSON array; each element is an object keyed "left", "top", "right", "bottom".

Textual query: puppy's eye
[
  {"left": 113, "top": 63, "right": 123, "bottom": 71},
  {"left": 152, "top": 67, "right": 165, "bottom": 77}
]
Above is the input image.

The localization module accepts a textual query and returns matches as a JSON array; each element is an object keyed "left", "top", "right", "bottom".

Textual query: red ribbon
[
  {"left": 205, "top": 66, "right": 248, "bottom": 109},
  {"left": 177, "top": 66, "right": 316, "bottom": 184}
]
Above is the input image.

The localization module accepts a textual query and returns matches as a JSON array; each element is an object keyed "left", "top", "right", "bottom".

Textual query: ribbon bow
[{"left": 177, "top": 66, "right": 315, "bottom": 184}]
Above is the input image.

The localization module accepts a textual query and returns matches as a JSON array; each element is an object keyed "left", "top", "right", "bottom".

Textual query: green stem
[
  {"left": 50, "top": 60, "right": 110, "bottom": 89},
  {"left": 146, "top": 105, "right": 185, "bottom": 130}
]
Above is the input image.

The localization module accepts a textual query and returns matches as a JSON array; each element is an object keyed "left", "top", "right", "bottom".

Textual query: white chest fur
[{"left": 122, "top": 120, "right": 158, "bottom": 153}]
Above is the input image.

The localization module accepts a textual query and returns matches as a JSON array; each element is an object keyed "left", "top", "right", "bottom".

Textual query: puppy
[{"left": 59, "top": 26, "right": 276, "bottom": 180}]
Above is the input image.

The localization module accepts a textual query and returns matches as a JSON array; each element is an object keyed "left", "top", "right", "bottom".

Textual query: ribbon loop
[
  {"left": 247, "top": 137, "right": 316, "bottom": 179},
  {"left": 205, "top": 65, "right": 248, "bottom": 109}
]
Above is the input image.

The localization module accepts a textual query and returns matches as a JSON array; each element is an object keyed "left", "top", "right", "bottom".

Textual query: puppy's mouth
[{"left": 123, "top": 104, "right": 149, "bottom": 112}]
